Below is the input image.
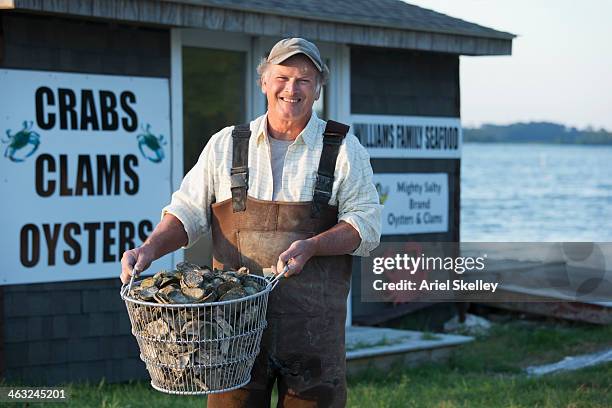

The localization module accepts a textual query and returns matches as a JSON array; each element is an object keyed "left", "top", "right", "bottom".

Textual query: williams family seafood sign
[
  {"left": 351, "top": 114, "right": 462, "bottom": 159},
  {"left": 0, "top": 69, "right": 173, "bottom": 284}
]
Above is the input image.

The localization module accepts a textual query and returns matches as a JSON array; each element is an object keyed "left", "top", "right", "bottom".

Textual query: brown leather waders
[{"left": 207, "top": 121, "right": 352, "bottom": 408}]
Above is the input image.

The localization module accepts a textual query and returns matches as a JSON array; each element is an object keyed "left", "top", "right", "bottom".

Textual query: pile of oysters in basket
[
  {"left": 125, "top": 262, "right": 267, "bottom": 392},
  {"left": 128, "top": 261, "right": 264, "bottom": 304}
]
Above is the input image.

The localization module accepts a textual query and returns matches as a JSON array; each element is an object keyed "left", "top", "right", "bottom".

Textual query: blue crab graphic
[
  {"left": 137, "top": 124, "right": 166, "bottom": 163},
  {"left": 3, "top": 121, "right": 41, "bottom": 162}
]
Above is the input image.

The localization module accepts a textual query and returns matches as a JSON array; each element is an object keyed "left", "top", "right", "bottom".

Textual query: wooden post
[
  {"left": 0, "top": 14, "right": 4, "bottom": 64},
  {"left": 0, "top": 286, "right": 5, "bottom": 379}
]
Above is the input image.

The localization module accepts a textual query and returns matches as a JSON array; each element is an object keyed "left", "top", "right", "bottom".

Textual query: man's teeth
[{"left": 281, "top": 97, "right": 299, "bottom": 103}]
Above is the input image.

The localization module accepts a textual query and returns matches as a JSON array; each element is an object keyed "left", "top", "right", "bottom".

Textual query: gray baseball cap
[{"left": 267, "top": 38, "right": 323, "bottom": 72}]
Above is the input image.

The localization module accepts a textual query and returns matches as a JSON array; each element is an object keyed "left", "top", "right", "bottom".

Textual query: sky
[{"left": 404, "top": 0, "right": 612, "bottom": 130}]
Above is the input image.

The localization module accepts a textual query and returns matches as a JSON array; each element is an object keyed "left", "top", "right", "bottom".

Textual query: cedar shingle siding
[
  {"left": 0, "top": 13, "right": 169, "bottom": 77},
  {"left": 3, "top": 280, "right": 146, "bottom": 384},
  {"left": 351, "top": 47, "right": 459, "bottom": 117}
]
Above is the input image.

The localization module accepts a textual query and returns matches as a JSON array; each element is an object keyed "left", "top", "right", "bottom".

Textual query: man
[{"left": 120, "top": 38, "right": 381, "bottom": 407}]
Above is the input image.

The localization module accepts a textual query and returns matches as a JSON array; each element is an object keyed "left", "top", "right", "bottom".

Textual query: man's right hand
[
  {"left": 120, "top": 245, "right": 156, "bottom": 284},
  {"left": 119, "top": 213, "right": 189, "bottom": 285}
]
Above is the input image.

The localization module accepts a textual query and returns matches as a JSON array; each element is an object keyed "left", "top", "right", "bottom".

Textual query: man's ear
[
  {"left": 260, "top": 73, "right": 268, "bottom": 95},
  {"left": 314, "top": 83, "right": 322, "bottom": 100}
]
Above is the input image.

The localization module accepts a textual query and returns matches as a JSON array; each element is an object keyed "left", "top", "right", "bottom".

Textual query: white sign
[
  {"left": 375, "top": 173, "right": 449, "bottom": 235},
  {"left": 351, "top": 114, "right": 462, "bottom": 158},
  {"left": 0, "top": 69, "right": 173, "bottom": 284}
]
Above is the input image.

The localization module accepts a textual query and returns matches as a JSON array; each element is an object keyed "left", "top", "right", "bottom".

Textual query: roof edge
[
  {"left": 166, "top": 0, "right": 516, "bottom": 41},
  {"left": 8, "top": 0, "right": 514, "bottom": 56}
]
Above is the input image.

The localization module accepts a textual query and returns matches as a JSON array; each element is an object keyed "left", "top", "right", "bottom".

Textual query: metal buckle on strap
[
  {"left": 232, "top": 130, "right": 251, "bottom": 139},
  {"left": 323, "top": 133, "right": 344, "bottom": 145},
  {"left": 232, "top": 124, "right": 251, "bottom": 139},
  {"left": 314, "top": 173, "right": 333, "bottom": 200},
  {"left": 231, "top": 172, "right": 248, "bottom": 189}
]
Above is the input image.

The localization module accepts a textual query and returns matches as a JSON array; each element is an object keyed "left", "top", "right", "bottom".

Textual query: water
[{"left": 461, "top": 143, "right": 612, "bottom": 242}]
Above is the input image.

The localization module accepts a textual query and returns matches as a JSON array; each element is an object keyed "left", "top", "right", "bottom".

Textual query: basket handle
[
  {"left": 264, "top": 264, "right": 289, "bottom": 290},
  {"left": 120, "top": 266, "right": 140, "bottom": 298}
]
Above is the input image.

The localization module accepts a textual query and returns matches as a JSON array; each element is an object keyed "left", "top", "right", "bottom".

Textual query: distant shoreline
[
  {"left": 463, "top": 140, "right": 612, "bottom": 146},
  {"left": 464, "top": 122, "right": 612, "bottom": 145}
]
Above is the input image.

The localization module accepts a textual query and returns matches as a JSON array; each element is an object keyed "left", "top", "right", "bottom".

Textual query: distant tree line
[{"left": 463, "top": 122, "right": 612, "bottom": 145}]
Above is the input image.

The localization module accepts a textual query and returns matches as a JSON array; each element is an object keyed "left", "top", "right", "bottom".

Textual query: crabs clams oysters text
[
  {"left": 20, "top": 220, "right": 153, "bottom": 268},
  {"left": 35, "top": 87, "right": 137, "bottom": 132},
  {"left": 35, "top": 154, "right": 139, "bottom": 197}
]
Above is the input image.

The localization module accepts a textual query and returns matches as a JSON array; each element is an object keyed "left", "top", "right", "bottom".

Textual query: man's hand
[
  {"left": 270, "top": 222, "right": 361, "bottom": 278},
  {"left": 272, "top": 238, "right": 318, "bottom": 277},
  {"left": 118, "top": 213, "right": 188, "bottom": 284},
  {"left": 120, "top": 245, "right": 156, "bottom": 284}
]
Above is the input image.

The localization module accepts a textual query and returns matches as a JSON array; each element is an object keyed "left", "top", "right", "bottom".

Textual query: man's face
[{"left": 261, "top": 54, "right": 320, "bottom": 123}]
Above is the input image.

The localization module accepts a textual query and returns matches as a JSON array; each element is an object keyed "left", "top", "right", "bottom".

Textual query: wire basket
[{"left": 120, "top": 273, "right": 281, "bottom": 395}]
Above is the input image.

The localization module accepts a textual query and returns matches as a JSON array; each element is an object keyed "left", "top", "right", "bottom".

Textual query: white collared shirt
[{"left": 162, "top": 112, "right": 382, "bottom": 257}]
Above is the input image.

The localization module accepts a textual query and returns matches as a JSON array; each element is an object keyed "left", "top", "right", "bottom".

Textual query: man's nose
[{"left": 284, "top": 79, "right": 299, "bottom": 93}]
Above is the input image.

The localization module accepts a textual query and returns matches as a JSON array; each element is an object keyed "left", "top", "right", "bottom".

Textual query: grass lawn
[
  {"left": 347, "top": 318, "right": 612, "bottom": 408},
  {"left": 3, "top": 318, "right": 611, "bottom": 407}
]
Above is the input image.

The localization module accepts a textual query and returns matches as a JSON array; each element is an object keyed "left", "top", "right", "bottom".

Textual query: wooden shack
[{"left": 0, "top": 0, "right": 513, "bottom": 384}]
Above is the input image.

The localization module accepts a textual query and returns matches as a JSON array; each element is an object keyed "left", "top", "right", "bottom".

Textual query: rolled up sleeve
[
  {"left": 161, "top": 133, "right": 218, "bottom": 248},
  {"left": 336, "top": 136, "right": 382, "bottom": 257}
]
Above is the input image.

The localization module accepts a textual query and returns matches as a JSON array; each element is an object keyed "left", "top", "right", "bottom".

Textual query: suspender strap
[
  {"left": 311, "top": 120, "right": 350, "bottom": 218},
  {"left": 231, "top": 124, "right": 251, "bottom": 212}
]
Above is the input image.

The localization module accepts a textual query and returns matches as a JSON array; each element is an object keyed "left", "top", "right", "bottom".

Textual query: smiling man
[{"left": 120, "top": 38, "right": 381, "bottom": 407}]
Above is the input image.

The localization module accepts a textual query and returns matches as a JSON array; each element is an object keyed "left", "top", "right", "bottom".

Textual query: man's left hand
[{"left": 272, "top": 238, "right": 318, "bottom": 277}]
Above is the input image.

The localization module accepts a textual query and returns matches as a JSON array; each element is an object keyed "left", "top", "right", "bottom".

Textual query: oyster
[
  {"left": 182, "top": 271, "right": 204, "bottom": 288},
  {"left": 237, "top": 305, "right": 260, "bottom": 329},
  {"left": 167, "top": 289, "right": 194, "bottom": 304},
  {"left": 176, "top": 261, "right": 202, "bottom": 274},
  {"left": 140, "top": 276, "right": 159, "bottom": 289},
  {"left": 139, "top": 285, "right": 159, "bottom": 300},
  {"left": 158, "top": 271, "right": 182, "bottom": 288},
  {"left": 215, "top": 315, "right": 233, "bottom": 337},
  {"left": 216, "top": 280, "right": 240, "bottom": 297},
  {"left": 146, "top": 318, "right": 170, "bottom": 339},
  {"left": 182, "top": 286, "right": 206, "bottom": 300},
  {"left": 211, "top": 277, "right": 224, "bottom": 288},
  {"left": 219, "top": 287, "right": 247, "bottom": 301}
]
